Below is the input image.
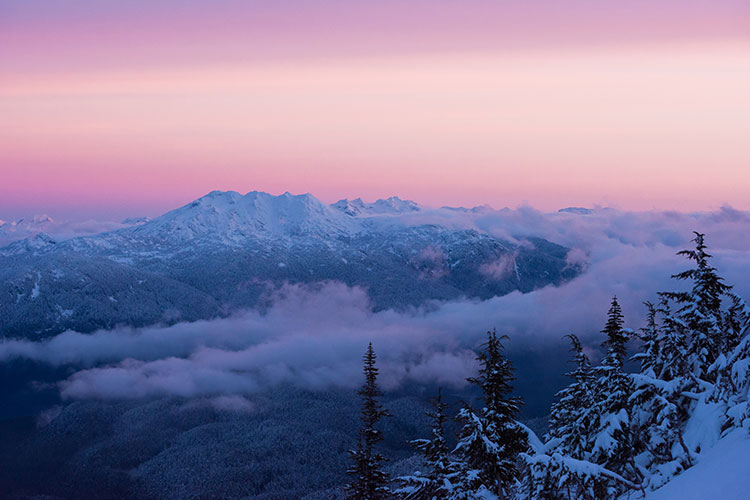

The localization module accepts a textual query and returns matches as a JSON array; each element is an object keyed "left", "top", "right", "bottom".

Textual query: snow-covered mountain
[
  {"left": 133, "top": 190, "right": 359, "bottom": 244},
  {"left": 0, "top": 215, "right": 56, "bottom": 245},
  {"left": 0, "top": 191, "right": 582, "bottom": 338},
  {"left": 332, "top": 196, "right": 420, "bottom": 216},
  {"left": 0, "top": 215, "right": 150, "bottom": 247}
]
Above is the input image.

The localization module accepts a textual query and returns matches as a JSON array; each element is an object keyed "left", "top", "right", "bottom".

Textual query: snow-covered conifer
[
  {"left": 633, "top": 302, "right": 661, "bottom": 377},
  {"left": 527, "top": 334, "right": 601, "bottom": 499},
  {"left": 662, "top": 232, "right": 732, "bottom": 380},
  {"left": 346, "top": 343, "right": 392, "bottom": 500},
  {"left": 547, "top": 335, "right": 595, "bottom": 460},
  {"left": 653, "top": 296, "right": 689, "bottom": 382},
  {"left": 589, "top": 298, "right": 640, "bottom": 496},
  {"left": 396, "top": 388, "right": 454, "bottom": 500},
  {"left": 452, "top": 329, "right": 527, "bottom": 499},
  {"left": 723, "top": 292, "right": 750, "bottom": 354}
]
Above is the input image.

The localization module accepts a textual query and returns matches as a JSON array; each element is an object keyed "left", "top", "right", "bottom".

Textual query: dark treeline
[{"left": 346, "top": 233, "right": 750, "bottom": 500}]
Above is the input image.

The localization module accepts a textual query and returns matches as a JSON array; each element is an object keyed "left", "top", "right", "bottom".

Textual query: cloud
[
  {"left": 0, "top": 217, "right": 145, "bottom": 247},
  {"left": 412, "top": 246, "right": 450, "bottom": 279},
  {"left": 2, "top": 206, "right": 750, "bottom": 401},
  {"left": 479, "top": 251, "right": 519, "bottom": 280},
  {"left": 206, "top": 395, "right": 255, "bottom": 413}
]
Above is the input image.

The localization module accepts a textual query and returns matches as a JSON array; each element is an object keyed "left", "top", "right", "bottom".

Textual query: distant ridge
[
  {"left": 558, "top": 207, "right": 594, "bottom": 215},
  {"left": 0, "top": 191, "right": 582, "bottom": 338}
]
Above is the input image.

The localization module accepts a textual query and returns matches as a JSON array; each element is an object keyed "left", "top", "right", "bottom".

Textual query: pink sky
[{"left": 1, "top": 0, "right": 749, "bottom": 219}]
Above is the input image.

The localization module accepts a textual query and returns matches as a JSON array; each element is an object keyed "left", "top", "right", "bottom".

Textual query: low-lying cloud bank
[
  {"left": 2, "top": 206, "right": 750, "bottom": 401},
  {"left": 0, "top": 217, "right": 143, "bottom": 247}
]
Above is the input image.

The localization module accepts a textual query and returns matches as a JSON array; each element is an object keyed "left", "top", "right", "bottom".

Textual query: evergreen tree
[
  {"left": 629, "top": 235, "right": 737, "bottom": 489},
  {"left": 710, "top": 292, "right": 750, "bottom": 427},
  {"left": 662, "top": 232, "right": 732, "bottom": 380},
  {"left": 630, "top": 301, "right": 683, "bottom": 480},
  {"left": 346, "top": 343, "right": 392, "bottom": 500},
  {"left": 534, "top": 334, "right": 598, "bottom": 499},
  {"left": 653, "top": 296, "right": 689, "bottom": 382},
  {"left": 633, "top": 302, "right": 661, "bottom": 377},
  {"left": 723, "top": 292, "right": 750, "bottom": 354},
  {"left": 396, "top": 388, "right": 453, "bottom": 500},
  {"left": 547, "top": 335, "right": 595, "bottom": 459},
  {"left": 453, "top": 329, "right": 528, "bottom": 499},
  {"left": 720, "top": 328, "right": 750, "bottom": 430},
  {"left": 599, "top": 296, "right": 627, "bottom": 370},
  {"left": 590, "top": 297, "right": 640, "bottom": 497},
  {"left": 629, "top": 300, "right": 692, "bottom": 487},
  {"left": 524, "top": 330, "right": 644, "bottom": 500}
]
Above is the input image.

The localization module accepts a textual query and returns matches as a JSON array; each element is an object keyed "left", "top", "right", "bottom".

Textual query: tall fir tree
[
  {"left": 396, "top": 388, "right": 454, "bottom": 500},
  {"left": 533, "top": 334, "right": 598, "bottom": 499},
  {"left": 346, "top": 343, "right": 392, "bottom": 500},
  {"left": 630, "top": 301, "right": 667, "bottom": 475},
  {"left": 599, "top": 296, "right": 627, "bottom": 370},
  {"left": 723, "top": 292, "right": 750, "bottom": 354},
  {"left": 720, "top": 322, "right": 750, "bottom": 430},
  {"left": 633, "top": 302, "right": 661, "bottom": 377},
  {"left": 632, "top": 234, "right": 744, "bottom": 488},
  {"left": 653, "top": 295, "right": 689, "bottom": 382},
  {"left": 453, "top": 329, "right": 528, "bottom": 499},
  {"left": 630, "top": 300, "right": 692, "bottom": 486},
  {"left": 590, "top": 297, "right": 640, "bottom": 497},
  {"left": 524, "top": 330, "right": 645, "bottom": 500},
  {"left": 662, "top": 232, "right": 732, "bottom": 380},
  {"left": 710, "top": 292, "right": 750, "bottom": 425},
  {"left": 547, "top": 335, "right": 595, "bottom": 460}
]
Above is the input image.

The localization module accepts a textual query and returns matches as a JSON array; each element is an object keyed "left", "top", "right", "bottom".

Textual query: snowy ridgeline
[
  {"left": 352, "top": 233, "right": 750, "bottom": 500},
  {"left": 0, "top": 191, "right": 579, "bottom": 338}
]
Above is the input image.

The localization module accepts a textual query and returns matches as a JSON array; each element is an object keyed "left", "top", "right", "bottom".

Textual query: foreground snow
[{"left": 642, "top": 430, "right": 750, "bottom": 500}]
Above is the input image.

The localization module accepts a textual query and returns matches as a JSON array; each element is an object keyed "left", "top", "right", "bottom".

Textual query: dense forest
[{"left": 346, "top": 233, "right": 750, "bottom": 499}]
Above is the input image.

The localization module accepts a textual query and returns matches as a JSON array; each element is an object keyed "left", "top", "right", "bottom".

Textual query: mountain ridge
[{"left": 0, "top": 191, "right": 583, "bottom": 338}]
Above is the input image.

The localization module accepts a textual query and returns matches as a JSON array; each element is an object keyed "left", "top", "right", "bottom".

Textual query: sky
[{"left": 1, "top": 0, "right": 749, "bottom": 220}]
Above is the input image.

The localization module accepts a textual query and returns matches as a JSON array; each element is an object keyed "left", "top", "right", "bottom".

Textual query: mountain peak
[
  {"left": 133, "top": 190, "right": 354, "bottom": 244},
  {"left": 206, "top": 189, "right": 239, "bottom": 197},
  {"left": 332, "top": 196, "right": 420, "bottom": 216},
  {"left": 1, "top": 214, "right": 55, "bottom": 228},
  {"left": 195, "top": 190, "right": 243, "bottom": 204},
  {"left": 332, "top": 198, "right": 366, "bottom": 216},
  {"left": 31, "top": 214, "right": 54, "bottom": 224},
  {"left": 371, "top": 196, "right": 420, "bottom": 214}
]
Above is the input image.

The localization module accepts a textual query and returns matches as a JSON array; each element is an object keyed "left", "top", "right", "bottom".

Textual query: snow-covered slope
[
  {"left": 0, "top": 232, "right": 58, "bottom": 257},
  {"left": 0, "top": 215, "right": 56, "bottom": 245},
  {"left": 0, "top": 191, "right": 582, "bottom": 338},
  {"left": 642, "top": 430, "right": 750, "bottom": 500}
]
